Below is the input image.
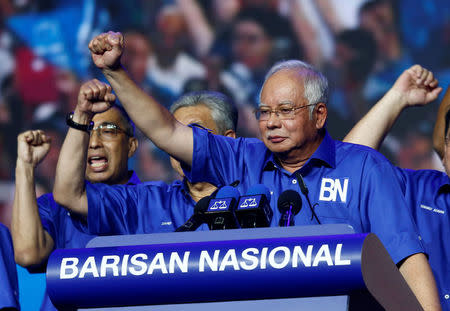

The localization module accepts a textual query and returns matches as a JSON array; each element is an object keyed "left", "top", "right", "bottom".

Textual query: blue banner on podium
[{"left": 47, "top": 233, "right": 367, "bottom": 308}]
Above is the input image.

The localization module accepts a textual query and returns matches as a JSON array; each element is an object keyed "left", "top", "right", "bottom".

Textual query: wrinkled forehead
[{"left": 260, "top": 70, "right": 305, "bottom": 106}]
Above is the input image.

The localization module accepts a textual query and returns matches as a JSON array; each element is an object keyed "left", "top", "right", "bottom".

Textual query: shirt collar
[
  {"left": 126, "top": 171, "right": 141, "bottom": 185},
  {"left": 263, "top": 130, "right": 336, "bottom": 172}
]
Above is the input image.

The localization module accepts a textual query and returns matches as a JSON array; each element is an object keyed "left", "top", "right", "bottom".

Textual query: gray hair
[
  {"left": 261, "top": 60, "right": 329, "bottom": 119},
  {"left": 170, "top": 91, "right": 238, "bottom": 134}
]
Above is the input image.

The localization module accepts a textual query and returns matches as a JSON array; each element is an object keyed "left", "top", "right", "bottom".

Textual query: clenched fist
[
  {"left": 76, "top": 79, "right": 116, "bottom": 118},
  {"left": 17, "top": 130, "right": 51, "bottom": 168},
  {"left": 88, "top": 31, "right": 124, "bottom": 71},
  {"left": 392, "top": 65, "right": 442, "bottom": 108}
]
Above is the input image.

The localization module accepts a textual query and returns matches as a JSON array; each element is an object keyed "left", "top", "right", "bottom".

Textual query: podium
[{"left": 46, "top": 225, "right": 423, "bottom": 310}]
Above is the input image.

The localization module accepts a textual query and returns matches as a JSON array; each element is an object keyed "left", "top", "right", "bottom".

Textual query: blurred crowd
[{"left": 1, "top": 0, "right": 449, "bottom": 227}]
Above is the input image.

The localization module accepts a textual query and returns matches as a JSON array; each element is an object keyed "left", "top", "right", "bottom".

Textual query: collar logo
[{"left": 319, "top": 178, "right": 349, "bottom": 203}]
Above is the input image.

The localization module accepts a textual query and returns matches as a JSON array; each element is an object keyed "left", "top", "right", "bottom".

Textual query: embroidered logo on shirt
[
  {"left": 319, "top": 178, "right": 349, "bottom": 203},
  {"left": 420, "top": 204, "right": 445, "bottom": 215},
  {"left": 161, "top": 221, "right": 172, "bottom": 226}
]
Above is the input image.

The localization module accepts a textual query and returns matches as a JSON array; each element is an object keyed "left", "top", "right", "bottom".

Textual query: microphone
[
  {"left": 175, "top": 195, "right": 211, "bottom": 232},
  {"left": 205, "top": 186, "right": 240, "bottom": 230},
  {"left": 235, "top": 184, "right": 273, "bottom": 228},
  {"left": 277, "top": 190, "right": 302, "bottom": 227},
  {"left": 295, "top": 172, "right": 321, "bottom": 224}
]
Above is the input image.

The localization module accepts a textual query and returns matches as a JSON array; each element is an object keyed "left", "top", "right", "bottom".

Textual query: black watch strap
[{"left": 66, "top": 112, "right": 94, "bottom": 132}]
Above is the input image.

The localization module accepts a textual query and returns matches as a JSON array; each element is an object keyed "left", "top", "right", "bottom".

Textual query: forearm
[
  {"left": 432, "top": 87, "right": 450, "bottom": 159},
  {"left": 102, "top": 67, "right": 193, "bottom": 165},
  {"left": 344, "top": 89, "right": 406, "bottom": 150},
  {"left": 315, "top": 0, "right": 344, "bottom": 33},
  {"left": 53, "top": 112, "right": 90, "bottom": 215},
  {"left": 288, "top": 0, "right": 324, "bottom": 67},
  {"left": 177, "top": 0, "right": 214, "bottom": 57},
  {"left": 399, "top": 253, "right": 442, "bottom": 311},
  {"left": 12, "top": 161, "right": 54, "bottom": 267}
]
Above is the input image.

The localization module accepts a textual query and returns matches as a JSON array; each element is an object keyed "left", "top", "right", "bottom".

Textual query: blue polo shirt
[
  {"left": 0, "top": 224, "right": 19, "bottom": 310},
  {"left": 395, "top": 168, "right": 449, "bottom": 310},
  {"left": 36, "top": 171, "right": 141, "bottom": 311},
  {"left": 86, "top": 179, "right": 202, "bottom": 235},
  {"left": 184, "top": 126, "right": 424, "bottom": 264}
]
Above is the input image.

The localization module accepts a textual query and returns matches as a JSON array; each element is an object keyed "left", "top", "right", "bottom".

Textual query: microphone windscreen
[
  {"left": 215, "top": 186, "right": 240, "bottom": 201},
  {"left": 277, "top": 190, "right": 302, "bottom": 215},
  {"left": 246, "top": 184, "right": 271, "bottom": 201},
  {"left": 194, "top": 196, "right": 211, "bottom": 214}
]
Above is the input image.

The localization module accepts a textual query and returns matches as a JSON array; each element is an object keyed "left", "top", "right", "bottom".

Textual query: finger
[
  {"left": 91, "top": 101, "right": 112, "bottom": 113},
  {"left": 429, "top": 78, "right": 438, "bottom": 88},
  {"left": 424, "top": 71, "right": 434, "bottom": 86},
  {"left": 408, "top": 64, "right": 421, "bottom": 78},
  {"left": 104, "top": 93, "right": 116, "bottom": 102},
  {"left": 424, "top": 87, "right": 443, "bottom": 103},
  {"left": 82, "top": 84, "right": 94, "bottom": 100},
  {"left": 420, "top": 68, "right": 429, "bottom": 82},
  {"left": 18, "top": 130, "right": 33, "bottom": 143},
  {"left": 89, "top": 82, "right": 102, "bottom": 99},
  {"left": 93, "top": 79, "right": 108, "bottom": 100}
]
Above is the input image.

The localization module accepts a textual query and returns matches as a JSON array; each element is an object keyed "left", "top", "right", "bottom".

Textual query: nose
[
  {"left": 89, "top": 130, "right": 103, "bottom": 149},
  {"left": 265, "top": 111, "right": 282, "bottom": 129}
]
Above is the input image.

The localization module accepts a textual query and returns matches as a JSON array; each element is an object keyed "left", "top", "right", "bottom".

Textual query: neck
[
  {"left": 187, "top": 181, "right": 217, "bottom": 202},
  {"left": 106, "top": 170, "right": 131, "bottom": 185},
  {"left": 276, "top": 133, "right": 325, "bottom": 174}
]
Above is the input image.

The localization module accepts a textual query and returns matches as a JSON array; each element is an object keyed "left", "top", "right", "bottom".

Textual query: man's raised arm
[
  {"left": 89, "top": 31, "right": 194, "bottom": 166},
  {"left": 53, "top": 80, "right": 114, "bottom": 215},
  {"left": 344, "top": 65, "right": 442, "bottom": 149},
  {"left": 12, "top": 130, "right": 54, "bottom": 267}
]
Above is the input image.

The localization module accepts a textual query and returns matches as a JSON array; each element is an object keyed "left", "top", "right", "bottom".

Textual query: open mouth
[{"left": 88, "top": 156, "right": 108, "bottom": 171}]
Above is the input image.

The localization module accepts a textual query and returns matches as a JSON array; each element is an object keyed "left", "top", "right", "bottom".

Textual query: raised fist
[
  {"left": 76, "top": 79, "right": 116, "bottom": 117},
  {"left": 17, "top": 130, "right": 51, "bottom": 168},
  {"left": 392, "top": 65, "right": 442, "bottom": 108},
  {"left": 88, "top": 31, "right": 124, "bottom": 70}
]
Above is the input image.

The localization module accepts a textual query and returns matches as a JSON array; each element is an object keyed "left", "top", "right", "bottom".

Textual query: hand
[
  {"left": 392, "top": 65, "right": 443, "bottom": 108},
  {"left": 88, "top": 31, "right": 123, "bottom": 70},
  {"left": 75, "top": 79, "right": 116, "bottom": 119},
  {"left": 17, "top": 130, "right": 51, "bottom": 168}
]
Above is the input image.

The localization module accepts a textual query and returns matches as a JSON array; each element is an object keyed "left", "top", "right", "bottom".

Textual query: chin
[{"left": 86, "top": 172, "right": 112, "bottom": 184}]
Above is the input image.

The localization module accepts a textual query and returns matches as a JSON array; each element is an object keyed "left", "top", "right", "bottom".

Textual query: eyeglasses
[
  {"left": 90, "top": 122, "right": 132, "bottom": 140},
  {"left": 254, "top": 104, "right": 316, "bottom": 121}
]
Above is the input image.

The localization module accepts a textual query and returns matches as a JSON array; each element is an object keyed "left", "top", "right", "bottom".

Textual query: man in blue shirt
[
  {"left": 53, "top": 31, "right": 442, "bottom": 310},
  {"left": 82, "top": 91, "right": 238, "bottom": 236},
  {"left": 344, "top": 65, "right": 448, "bottom": 310},
  {"left": 0, "top": 223, "right": 19, "bottom": 310},
  {"left": 11, "top": 79, "right": 141, "bottom": 311}
]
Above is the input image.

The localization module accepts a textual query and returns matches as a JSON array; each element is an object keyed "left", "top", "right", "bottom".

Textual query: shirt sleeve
[
  {"left": 86, "top": 182, "right": 140, "bottom": 235},
  {"left": 182, "top": 125, "right": 249, "bottom": 186},
  {"left": 359, "top": 159, "right": 424, "bottom": 264},
  {"left": 0, "top": 224, "right": 19, "bottom": 309}
]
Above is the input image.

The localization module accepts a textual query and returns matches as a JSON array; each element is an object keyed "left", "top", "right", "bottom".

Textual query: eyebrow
[{"left": 259, "top": 101, "right": 294, "bottom": 107}]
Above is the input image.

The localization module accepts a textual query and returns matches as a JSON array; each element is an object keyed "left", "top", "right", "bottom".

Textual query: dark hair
[{"left": 110, "top": 103, "right": 135, "bottom": 136}]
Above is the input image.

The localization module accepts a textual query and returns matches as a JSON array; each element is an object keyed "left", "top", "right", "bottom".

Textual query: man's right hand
[
  {"left": 88, "top": 31, "right": 124, "bottom": 71},
  {"left": 75, "top": 79, "right": 116, "bottom": 119},
  {"left": 17, "top": 130, "right": 51, "bottom": 168}
]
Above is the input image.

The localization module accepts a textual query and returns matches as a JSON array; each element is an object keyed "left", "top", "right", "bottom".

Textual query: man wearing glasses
[
  {"left": 11, "top": 79, "right": 141, "bottom": 311},
  {"left": 54, "top": 32, "right": 441, "bottom": 310}
]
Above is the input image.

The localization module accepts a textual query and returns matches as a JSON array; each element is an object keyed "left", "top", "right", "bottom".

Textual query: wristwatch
[{"left": 66, "top": 112, "right": 94, "bottom": 132}]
